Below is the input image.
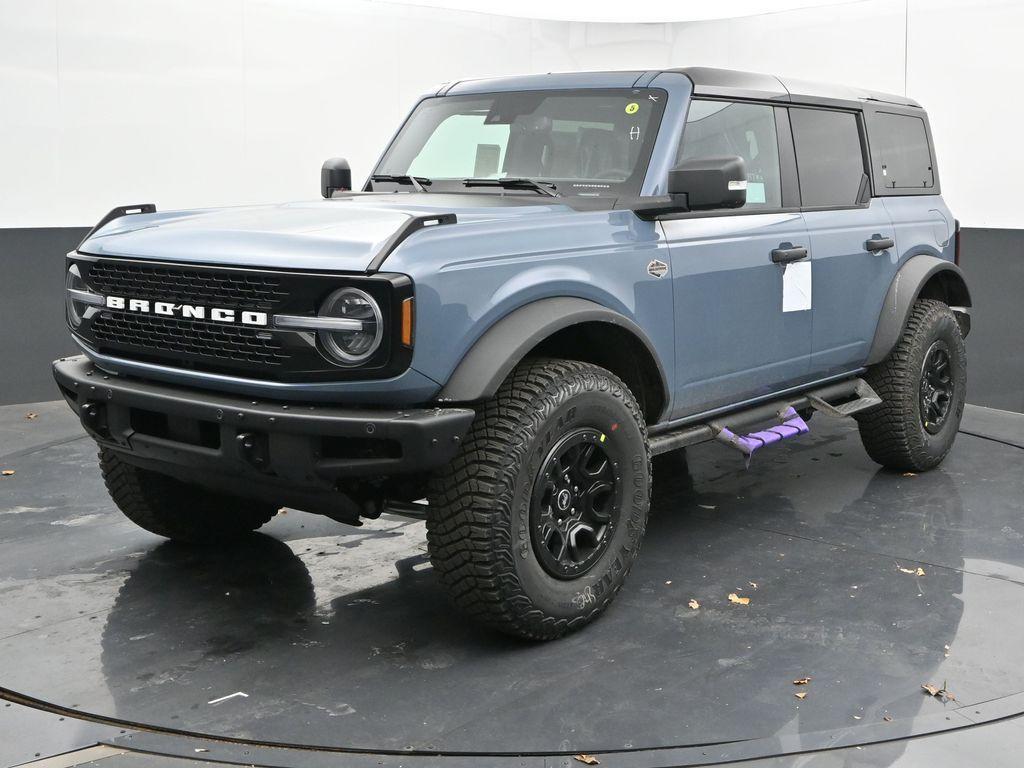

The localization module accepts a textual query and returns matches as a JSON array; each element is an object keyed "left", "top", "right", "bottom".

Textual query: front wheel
[
  {"left": 426, "top": 359, "right": 651, "bottom": 640},
  {"left": 856, "top": 299, "right": 967, "bottom": 471}
]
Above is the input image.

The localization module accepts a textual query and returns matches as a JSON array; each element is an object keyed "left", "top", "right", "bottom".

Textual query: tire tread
[{"left": 426, "top": 359, "right": 650, "bottom": 640}]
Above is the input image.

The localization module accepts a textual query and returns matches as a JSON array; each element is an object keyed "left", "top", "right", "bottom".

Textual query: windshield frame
[{"left": 369, "top": 88, "right": 669, "bottom": 199}]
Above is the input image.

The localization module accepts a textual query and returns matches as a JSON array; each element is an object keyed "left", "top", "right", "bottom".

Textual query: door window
[
  {"left": 677, "top": 100, "right": 782, "bottom": 209},
  {"left": 790, "top": 108, "right": 866, "bottom": 207}
]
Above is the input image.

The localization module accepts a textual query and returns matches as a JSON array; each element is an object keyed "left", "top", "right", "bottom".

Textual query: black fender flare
[
  {"left": 436, "top": 297, "right": 669, "bottom": 407},
  {"left": 866, "top": 255, "right": 971, "bottom": 366}
]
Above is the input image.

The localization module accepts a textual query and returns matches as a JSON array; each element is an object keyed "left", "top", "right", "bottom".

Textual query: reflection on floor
[{"left": 1, "top": 400, "right": 1022, "bottom": 767}]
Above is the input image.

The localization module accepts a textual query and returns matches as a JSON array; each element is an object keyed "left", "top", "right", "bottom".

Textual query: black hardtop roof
[
  {"left": 440, "top": 67, "right": 922, "bottom": 111},
  {"left": 669, "top": 66, "right": 921, "bottom": 109}
]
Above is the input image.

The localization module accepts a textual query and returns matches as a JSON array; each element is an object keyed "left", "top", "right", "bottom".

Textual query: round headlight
[{"left": 317, "top": 287, "right": 383, "bottom": 365}]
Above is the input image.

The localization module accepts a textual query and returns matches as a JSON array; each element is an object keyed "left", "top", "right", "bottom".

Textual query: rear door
[
  {"left": 661, "top": 99, "right": 812, "bottom": 418},
  {"left": 789, "top": 107, "right": 899, "bottom": 377}
]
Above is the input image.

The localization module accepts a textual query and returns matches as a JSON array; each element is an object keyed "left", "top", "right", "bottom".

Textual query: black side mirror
[
  {"left": 631, "top": 155, "right": 746, "bottom": 220},
  {"left": 321, "top": 158, "right": 352, "bottom": 198},
  {"left": 668, "top": 155, "right": 747, "bottom": 210}
]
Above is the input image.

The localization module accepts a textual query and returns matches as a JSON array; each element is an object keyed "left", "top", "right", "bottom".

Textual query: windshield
[{"left": 374, "top": 88, "right": 666, "bottom": 198}]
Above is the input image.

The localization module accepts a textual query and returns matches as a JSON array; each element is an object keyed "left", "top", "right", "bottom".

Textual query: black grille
[
  {"left": 87, "top": 261, "right": 289, "bottom": 311},
  {"left": 92, "top": 312, "right": 288, "bottom": 367},
  {"left": 71, "top": 256, "right": 413, "bottom": 382}
]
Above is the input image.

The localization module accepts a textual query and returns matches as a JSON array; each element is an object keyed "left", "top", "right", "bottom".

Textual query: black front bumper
[{"left": 53, "top": 356, "right": 475, "bottom": 519}]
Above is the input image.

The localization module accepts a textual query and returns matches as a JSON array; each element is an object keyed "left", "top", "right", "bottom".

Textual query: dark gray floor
[{"left": 1, "top": 401, "right": 1023, "bottom": 767}]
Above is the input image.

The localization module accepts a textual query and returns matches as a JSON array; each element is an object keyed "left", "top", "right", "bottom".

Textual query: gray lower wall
[
  {"left": 0, "top": 226, "right": 1021, "bottom": 412},
  {"left": 0, "top": 228, "right": 88, "bottom": 407},
  {"left": 956, "top": 229, "right": 1024, "bottom": 414}
]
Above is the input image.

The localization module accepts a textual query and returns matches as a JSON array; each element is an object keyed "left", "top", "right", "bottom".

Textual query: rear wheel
[
  {"left": 99, "top": 449, "right": 277, "bottom": 542},
  {"left": 856, "top": 299, "right": 967, "bottom": 471},
  {"left": 426, "top": 359, "right": 651, "bottom": 640}
]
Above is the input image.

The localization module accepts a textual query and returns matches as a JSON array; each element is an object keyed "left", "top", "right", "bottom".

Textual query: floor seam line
[
  {"left": 0, "top": 433, "right": 89, "bottom": 463},
  {"left": 957, "top": 428, "right": 1024, "bottom": 451},
  {"left": 0, "top": 608, "right": 109, "bottom": 642}
]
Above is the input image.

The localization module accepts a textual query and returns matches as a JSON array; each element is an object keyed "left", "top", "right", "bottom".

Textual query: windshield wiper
[
  {"left": 370, "top": 174, "right": 431, "bottom": 193},
  {"left": 462, "top": 178, "right": 560, "bottom": 198}
]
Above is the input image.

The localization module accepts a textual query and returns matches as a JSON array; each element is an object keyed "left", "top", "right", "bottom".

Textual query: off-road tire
[
  {"left": 856, "top": 299, "right": 966, "bottom": 471},
  {"left": 99, "top": 449, "right": 276, "bottom": 542},
  {"left": 426, "top": 359, "right": 651, "bottom": 640}
]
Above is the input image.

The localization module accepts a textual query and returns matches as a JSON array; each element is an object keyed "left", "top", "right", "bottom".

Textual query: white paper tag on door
[{"left": 782, "top": 261, "right": 812, "bottom": 312}]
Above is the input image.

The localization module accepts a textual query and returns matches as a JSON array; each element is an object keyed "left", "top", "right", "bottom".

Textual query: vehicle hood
[{"left": 78, "top": 194, "right": 570, "bottom": 272}]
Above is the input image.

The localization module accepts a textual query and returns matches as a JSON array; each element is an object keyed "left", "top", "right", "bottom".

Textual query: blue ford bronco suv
[{"left": 55, "top": 67, "right": 970, "bottom": 639}]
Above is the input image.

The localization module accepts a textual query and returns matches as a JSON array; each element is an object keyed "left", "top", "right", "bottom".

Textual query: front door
[
  {"left": 662, "top": 99, "right": 812, "bottom": 419},
  {"left": 662, "top": 213, "right": 812, "bottom": 418}
]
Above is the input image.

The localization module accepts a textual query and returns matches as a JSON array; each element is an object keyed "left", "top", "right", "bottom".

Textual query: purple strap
[{"left": 715, "top": 407, "right": 809, "bottom": 465}]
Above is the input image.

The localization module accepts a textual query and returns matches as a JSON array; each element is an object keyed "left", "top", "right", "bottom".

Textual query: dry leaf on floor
[
  {"left": 1, "top": 470, "right": 14, "bottom": 477},
  {"left": 748, "top": 581, "right": 758, "bottom": 589},
  {"left": 922, "top": 682, "right": 956, "bottom": 702},
  {"left": 25, "top": 412, "right": 38, "bottom": 420},
  {"left": 727, "top": 593, "right": 750, "bottom": 605},
  {"left": 883, "top": 714, "right": 894, "bottom": 722},
  {"left": 897, "top": 565, "right": 926, "bottom": 576},
  {"left": 698, "top": 504, "right": 717, "bottom": 510},
  {"left": 793, "top": 677, "right": 812, "bottom": 685},
  {"left": 574, "top": 755, "right": 600, "bottom": 765},
  {"left": 794, "top": 692, "right": 807, "bottom": 700},
  {"left": 902, "top": 472, "right": 917, "bottom": 477},
  {"left": 688, "top": 599, "right": 700, "bottom": 610}
]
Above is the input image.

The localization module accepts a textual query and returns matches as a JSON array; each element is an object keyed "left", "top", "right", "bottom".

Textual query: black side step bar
[{"left": 649, "top": 377, "right": 881, "bottom": 456}]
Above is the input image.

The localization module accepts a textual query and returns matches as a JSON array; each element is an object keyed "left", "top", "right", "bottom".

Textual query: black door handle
[
  {"left": 866, "top": 236, "right": 894, "bottom": 252},
  {"left": 770, "top": 245, "right": 808, "bottom": 264}
]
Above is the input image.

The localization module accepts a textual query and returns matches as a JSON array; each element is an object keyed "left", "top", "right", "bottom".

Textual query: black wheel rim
[
  {"left": 530, "top": 428, "right": 620, "bottom": 580},
  {"left": 920, "top": 340, "right": 954, "bottom": 435}
]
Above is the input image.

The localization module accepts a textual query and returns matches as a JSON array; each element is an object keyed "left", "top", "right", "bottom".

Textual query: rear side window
[
  {"left": 677, "top": 100, "right": 782, "bottom": 209},
  {"left": 868, "top": 112, "right": 934, "bottom": 189},
  {"left": 790, "top": 108, "right": 866, "bottom": 208}
]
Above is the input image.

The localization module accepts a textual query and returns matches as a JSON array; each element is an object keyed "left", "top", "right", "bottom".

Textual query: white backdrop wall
[{"left": 1, "top": 0, "right": 1020, "bottom": 229}]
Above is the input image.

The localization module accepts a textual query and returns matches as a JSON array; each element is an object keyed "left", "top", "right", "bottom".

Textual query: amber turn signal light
[{"left": 401, "top": 297, "right": 414, "bottom": 347}]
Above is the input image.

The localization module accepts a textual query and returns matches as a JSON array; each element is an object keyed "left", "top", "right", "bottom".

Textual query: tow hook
[
  {"left": 81, "top": 401, "right": 110, "bottom": 438},
  {"left": 236, "top": 431, "right": 269, "bottom": 469}
]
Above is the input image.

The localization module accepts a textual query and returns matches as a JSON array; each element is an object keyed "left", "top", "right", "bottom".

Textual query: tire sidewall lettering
[{"left": 509, "top": 380, "right": 650, "bottom": 618}]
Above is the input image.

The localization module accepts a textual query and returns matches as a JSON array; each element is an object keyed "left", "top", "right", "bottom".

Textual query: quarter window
[
  {"left": 677, "top": 100, "right": 782, "bottom": 209},
  {"left": 868, "top": 112, "right": 934, "bottom": 189},
  {"left": 790, "top": 108, "right": 866, "bottom": 207}
]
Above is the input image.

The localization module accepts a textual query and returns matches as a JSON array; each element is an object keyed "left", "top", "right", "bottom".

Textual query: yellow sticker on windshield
[{"left": 625, "top": 102, "right": 639, "bottom": 115}]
